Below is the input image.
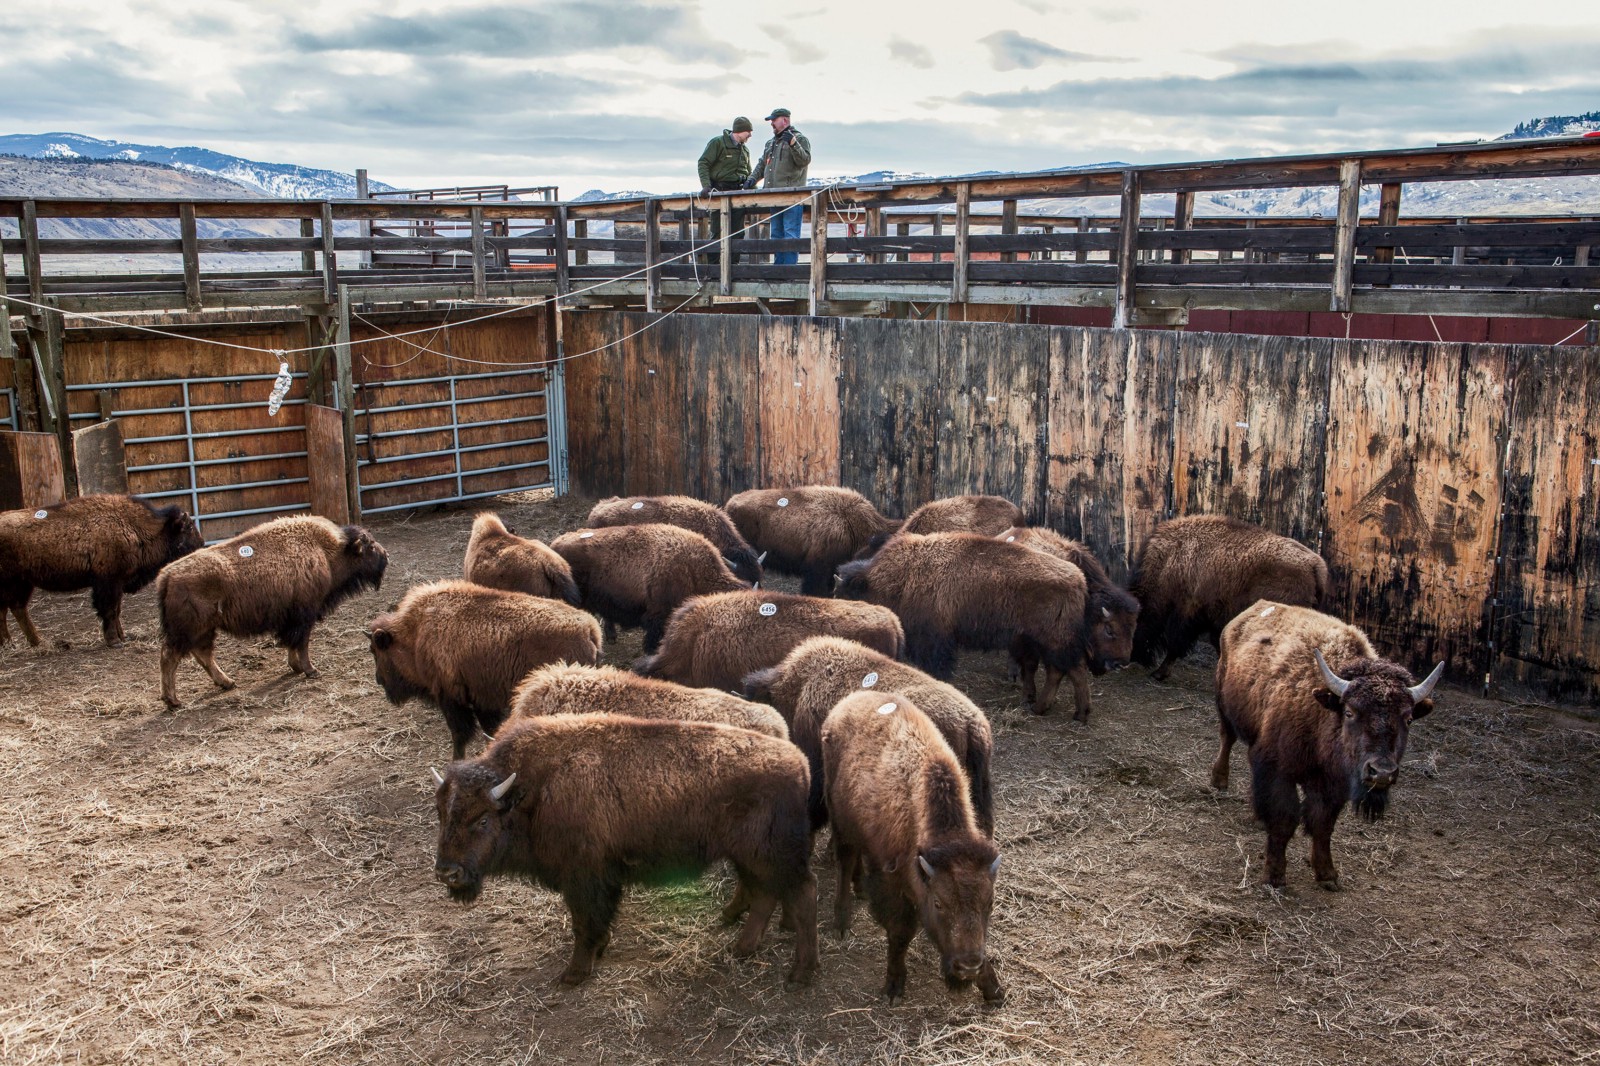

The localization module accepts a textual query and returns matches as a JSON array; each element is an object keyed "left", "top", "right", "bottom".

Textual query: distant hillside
[{"left": 1502, "top": 112, "right": 1600, "bottom": 140}]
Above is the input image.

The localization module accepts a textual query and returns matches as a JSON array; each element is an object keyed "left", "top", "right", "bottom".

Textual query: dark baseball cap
[{"left": 764, "top": 108, "right": 791, "bottom": 120}]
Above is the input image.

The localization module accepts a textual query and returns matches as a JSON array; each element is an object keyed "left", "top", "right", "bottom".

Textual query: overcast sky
[{"left": 4, "top": 0, "right": 1598, "bottom": 195}]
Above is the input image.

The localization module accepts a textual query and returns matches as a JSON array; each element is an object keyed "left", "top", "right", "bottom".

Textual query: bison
[
  {"left": 156, "top": 515, "right": 387, "bottom": 707},
  {"left": 1130, "top": 514, "right": 1329, "bottom": 681},
  {"left": 901, "top": 495, "right": 1024, "bottom": 537},
  {"left": 1213, "top": 601, "right": 1443, "bottom": 890},
  {"left": 432, "top": 713, "right": 819, "bottom": 987},
  {"left": 996, "top": 526, "right": 1140, "bottom": 722},
  {"left": 0, "top": 493, "right": 202, "bottom": 648},
  {"left": 633, "top": 590, "right": 904, "bottom": 692},
  {"left": 368, "top": 580, "right": 603, "bottom": 758},
  {"left": 836, "top": 532, "right": 1116, "bottom": 717},
  {"left": 551, "top": 524, "right": 748, "bottom": 653},
  {"left": 586, "top": 494, "right": 764, "bottom": 584},
  {"left": 743, "top": 635, "right": 993, "bottom": 834},
  {"left": 725, "top": 486, "right": 898, "bottom": 595},
  {"left": 512, "top": 662, "right": 787, "bottom": 739},
  {"left": 462, "top": 512, "right": 580, "bottom": 605},
  {"left": 822, "top": 690, "right": 1003, "bottom": 1005}
]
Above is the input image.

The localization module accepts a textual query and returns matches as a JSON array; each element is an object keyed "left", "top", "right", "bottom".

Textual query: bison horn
[
  {"left": 1101, "top": 606, "right": 1111, "bottom": 620},
  {"left": 1313, "top": 649, "right": 1351, "bottom": 698},
  {"left": 1409, "top": 661, "right": 1445, "bottom": 703},
  {"left": 989, "top": 855, "right": 1002, "bottom": 879},
  {"left": 488, "top": 772, "right": 518, "bottom": 801},
  {"left": 757, "top": 551, "right": 768, "bottom": 565},
  {"left": 917, "top": 855, "right": 935, "bottom": 880},
  {"left": 431, "top": 766, "right": 445, "bottom": 787}
]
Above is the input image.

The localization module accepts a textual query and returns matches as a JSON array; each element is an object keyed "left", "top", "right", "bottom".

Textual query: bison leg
[
  {"left": 833, "top": 838, "right": 859, "bottom": 937},
  {"left": 13, "top": 601, "right": 42, "bottom": 647},
  {"left": 641, "top": 616, "right": 666, "bottom": 655},
  {"left": 1031, "top": 664, "right": 1067, "bottom": 715},
  {"left": 1068, "top": 663, "right": 1093, "bottom": 722},
  {"left": 1303, "top": 792, "right": 1344, "bottom": 890},
  {"left": 90, "top": 582, "right": 125, "bottom": 647},
  {"left": 1011, "top": 639, "right": 1039, "bottom": 705},
  {"left": 1251, "top": 757, "right": 1300, "bottom": 889},
  {"left": 877, "top": 895, "right": 917, "bottom": 1004},
  {"left": 160, "top": 645, "right": 185, "bottom": 708},
  {"left": 730, "top": 886, "right": 779, "bottom": 957},
  {"left": 720, "top": 880, "right": 752, "bottom": 926},
  {"left": 287, "top": 640, "right": 320, "bottom": 678},
  {"left": 781, "top": 871, "right": 819, "bottom": 988},
  {"left": 904, "top": 627, "right": 956, "bottom": 679},
  {"left": 441, "top": 702, "right": 479, "bottom": 760},
  {"left": 559, "top": 879, "right": 622, "bottom": 985},
  {"left": 1210, "top": 710, "right": 1238, "bottom": 791},
  {"left": 193, "top": 640, "right": 236, "bottom": 693}
]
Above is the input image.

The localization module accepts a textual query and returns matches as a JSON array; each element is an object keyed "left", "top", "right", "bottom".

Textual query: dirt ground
[{"left": 2, "top": 492, "right": 1597, "bottom": 1065}]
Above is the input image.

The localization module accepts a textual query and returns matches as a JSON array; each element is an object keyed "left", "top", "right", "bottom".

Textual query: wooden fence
[{"left": 566, "top": 310, "right": 1600, "bottom": 705}]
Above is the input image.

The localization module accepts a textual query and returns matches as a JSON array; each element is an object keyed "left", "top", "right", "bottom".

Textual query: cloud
[
  {"left": 979, "top": 30, "right": 1124, "bottom": 71},
  {"left": 292, "top": 2, "right": 741, "bottom": 65},
  {"left": 888, "top": 36, "right": 934, "bottom": 69},
  {"left": 758, "top": 22, "right": 825, "bottom": 63}
]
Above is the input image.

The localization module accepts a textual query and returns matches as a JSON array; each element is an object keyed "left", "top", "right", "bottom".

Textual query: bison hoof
[
  {"left": 1210, "top": 772, "right": 1229, "bottom": 791},
  {"left": 1072, "top": 710, "right": 1091, "bottom": 724},
  {"left": 162, "top": 695, "right": 183, "bottom": 709},
  {"left": 718, "top": 904, "right": 745, "bottom": 927},
  {"left": 982, "top": 987, "right": 1007, "bottom": 1007},
  {"left": 558, "top": 967, "right": 592, "bottom": 986},
  {"left": 105, "top": 638, "right": 125, "bottom": 649},
  {"left": 785, "top": 962, "right": 817, "bottom": 989},
  {"left": 301, "top": 667, "right": 321, "bottom": 679},
  {"left": 1150, "top": 667, "right": 1171, "bottom": 682},
  {"left": 1317, "top": 876, "right": 1342, "bottom": 892},
  {"left": 729, "top": 939, "right": 758, "bottom": 959},
  {"left": 218, "top": 679, "right": 237, "bottom": 692}
]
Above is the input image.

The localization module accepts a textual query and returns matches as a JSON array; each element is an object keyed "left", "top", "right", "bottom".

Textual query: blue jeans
[{"left": 771, "top": 204, "right": 802, "bottom": 265}]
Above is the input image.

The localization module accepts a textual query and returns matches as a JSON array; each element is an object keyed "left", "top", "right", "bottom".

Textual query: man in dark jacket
[
  {"left": 745, "top": 108, "right": 812, "bottom": 265},
  {"left": 697, "top": 116, "right": 753, "bottom": 264}
]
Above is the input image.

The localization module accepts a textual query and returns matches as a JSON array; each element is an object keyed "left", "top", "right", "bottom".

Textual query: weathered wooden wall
[{"left": 565, "top": 310, "right": 1600, "bottom": 705}]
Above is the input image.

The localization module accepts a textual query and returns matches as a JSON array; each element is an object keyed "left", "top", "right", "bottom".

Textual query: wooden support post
[
  {"left": 470, "top": 206, "right": 488, "bottom": 299},
  {"left": 180, "top": 203, "right": 202, "bottom": 312},
  {"left": 1330, "top": 158, "right": 1362, "bottom": 313},
  {"left": 21, "top": 201, "right": 43, "bottom": 307},
  {"left": 41, "top": 309, "right": 72, "bottom": 493},
  {"left": 553, "top": 205, "right": 572, "bottom": 296},
  {"left": 866, "top": 206, "right": 882, "bottom": 265},
  {"left": 1077, "top": 216, "right": 1090, "bottom": 264},
  {"left": 1001, "top": 199, "right": 1018, "bottom": 263},
  {"left": 932, "top": 213, "right": 943, "bottom": 264},
  {"left": 1112, "top": 170, "right": 1141, "bottom": 329},
  {"left": 1371, "top": 182, "right": 1402, "bottom": 264},
  {"left": 644, "top": 200, "right": 660, "bottom": 313},
  {"left": 355, "top": 169, "right": 372, "bottom": 270},
  {"left": 1452, "top": 216, "right": 1468, "bottom": 266},
  {"left": 334, "top": 286, "right": 360, "bottom": 521},
  {"left": 808, "top": 191, "right": 828, "bottom": 316},
  {"left": 719, "top": 198, "right": 733, "bottom": 296},
  {"left": 573, "top": 218, "right": 589, "bottom": 266},
  {"left": 951, "top": 182, "right": 971, "bottom": 305},
  {"left": 320, "top": 201, "right": 338, "bottom": 306},
  {"left": 0, "top": 241, "right": 14, "bottom": 366},
  {"left": 1172, "top": 191, "right": 1195, "bottom": 266},
  {"left": 896, "top": 221, "right": 910, "bottom": 263},
  {"left": 300, "top": 217, "right": 317, "bottom": 275}
]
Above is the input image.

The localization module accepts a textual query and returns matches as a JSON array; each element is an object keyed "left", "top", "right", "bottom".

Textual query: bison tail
[
  {"left": 554, "top": 569, "right": 583, "bottom": 608},
  {"left": 964, "top": 732, "right": 995, "bottom": 838},
  {"left": 631, "top": 652, "right": 662, "bottom": 677},
  {"left": 1313, "top": 556, "right": 1333, "bottom": 609},
  {"left": 742, "top": 665, "right": 780, "bottom": 703}
]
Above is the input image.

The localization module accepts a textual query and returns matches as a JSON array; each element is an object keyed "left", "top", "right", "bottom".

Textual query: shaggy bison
[
  {"left": 1213, "top": 601, "right": 1443, "bottom": 890},
  {"left": 551, "top": 524, "right": 748, "bottom": 652},
  {"left": 836, "top": 532, "right": 1117, "bottom": 716},
  {"left": 822, "top": 691, "right": 1003, "bottom": 1005},
  {"left": 0, "top": 494, "right": 202, "bottom": 647},
  {"left": 634, "top": 590, "right": 904, "bottom": 692},
  {"left": 462, "top": 512, "right": 580, "bottom": 605},
  {"left": 156, "top": 515, "right": 387, "bottom": 707},
  {"left": 996, "top": 526, "right": 1140, "bottom": 721},
  {"left": 586, "top": 494, "right": 764, "bottom": 584},
  {"left": 368, "top": 580, "right": 602, "bottom": 758},
  {"left": 724, "top": 486, "right": 898, "bottom": 595},
  {"left": 743, "top": 636, "right": 994, "bottom": 834},
  {"left": 900, "top": 495, "right": 1024, "bottom": 537},
  {"left": 512, "top": 662, "right": 786, "bottom": 739},
  {"left": 1131, "top": 514, "right": 1329, "bottom": 681},
  {"left": 432, "top": 714, "right": 819, "bottom": 987}
]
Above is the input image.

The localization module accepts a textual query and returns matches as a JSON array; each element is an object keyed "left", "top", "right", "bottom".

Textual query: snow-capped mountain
[
  {"left": 0, "top": 132, "right": 394, "bottom": 199},
  {"left": 1501, "top": 112, "right": 1600, "bottom": 140}
]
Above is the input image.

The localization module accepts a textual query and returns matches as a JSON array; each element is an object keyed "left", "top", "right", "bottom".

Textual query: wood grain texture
[
  {"left": 0, "top": 431, "right": 66, "bottom": 510},
  {"left": 563, "top": 311, "right": 626, "bottom": 496},
  {"left": 70, "top": 419, "right": 128, "bottom": 496},
  {"left": 306, "top": 404, "right": 351, "bottom": 525},
  {"left": 684, "top": 313, "right": 761, "bottom": 500},
  {"left": 758, "top": 315, "right": 840, "bottom": 486},
  {"left": 837, "top": 316, "right": 938, "bottom": 517},
  {"left": 935, "top": 320, "right": 1047, "bottom": 519}
]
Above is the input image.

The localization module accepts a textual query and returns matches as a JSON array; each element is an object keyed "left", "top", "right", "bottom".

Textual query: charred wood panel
[
  {"left": 935, "top": 320, "right": 1048, "bottom": 520},
  {"left": 837, "top": 316, "right": 939, "bottom": 517}
]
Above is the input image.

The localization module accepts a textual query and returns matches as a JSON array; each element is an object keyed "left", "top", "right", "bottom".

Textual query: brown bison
[
  {"left": 743, "top": 636, "right": 993, "bottom": 834},
  {"left": 0, "top": 494, "right": 202, "bottom": 648},
  {"left": 725, "top": 486, "right": 898, "bottom": 595},
  {"left": 634, "top": 590, "right": 904, "bottom": 692},
  {"left": 822, "top": 691, "right": 1003, "bottom": 1005},
  {"left": 462, "top": 512, "right": 580, "bottom": 605},
  {"left": 157, "top": 515, "right": 387, "bottom": 708},
  {"left": 551, "top": 524, "right": 749, "bottom": 653},
  {"left": 836, "top": 532, "right": 1119, "bottom": 717},
  {"left": 432, "top": 713, "right": 819, "bottom": 987},
  {"left": 586, "top": 495, "right": 765, "bottom": 584},
  {"left": 368, "top": 580, "right": 603, "bottom": 758},
  {"left": 901, "top": 495, "right": 1024, "bottom": 537},
  {"left": 1214, "top": 601, "right": 1443, "bottom": 890},
  {"left": 996, "top": 526, "right": 1140, "bottom": 722},
  {"left": 512, "top": 663, "right": 787, "bottom": 739},
  {"left": 1131, "top": 514, "right": 1329, "bottom": 681}
]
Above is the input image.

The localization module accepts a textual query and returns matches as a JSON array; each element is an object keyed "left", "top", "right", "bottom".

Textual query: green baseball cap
[{"left": 764, "top": 108, "right": 791, "bottom": 120}]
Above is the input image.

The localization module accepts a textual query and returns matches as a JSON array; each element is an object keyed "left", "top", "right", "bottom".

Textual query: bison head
[
  {"left": 162, "top": 506, "right": 205, "bottom": 561},
  {"left": 722, "top": 546, "right": 765, "bottom": 586},
  {"left": 433, "top": 764, "right": 519, "bottom": 903},
  {"left": 342, "top": 525, "right": 389, "bottom": 592},
  {"left": 1314, "top": 650, "right": 1442, "bottom": 821},
  {"left": 833, "top": 559, "right": 873, "bottom": 600},
  {"left": 366, "top": 615, "right": 422, "bottom": 706},
  {"left": 911, "top": 839, "right": 1000, "bottom": 995},
  {"left": 1084, "top": 589, "right": 1140, "bottom": 675}
]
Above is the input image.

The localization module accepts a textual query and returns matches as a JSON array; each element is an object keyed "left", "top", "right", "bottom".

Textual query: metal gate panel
[{"left": 0, "top": 386, "right": 15, "bottom": 430}]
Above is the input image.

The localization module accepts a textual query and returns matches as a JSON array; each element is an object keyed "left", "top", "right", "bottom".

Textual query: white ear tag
[
  {"left": 1259, "top": 605, "right": 1275, "bottom": 617},
  {"left": 876, "top": 702, "right": 897, "bottom": 715},
  {"left": 1005, "top": 535, "right": 1015, "bottom": 543},
  {"left": 239, "top": 545, "right": 255, "bottom": 558},
  {"left": 758, "top": 603, "right": 778, "bottom": 617},
  {"left": 631, "top": 501, "right": 644, "bottom": 510},
  {"left": 34, "top": 510, "right": 47, "bottom": 520},
  {"left": 862, "top": 672, "right": 879, "bottom": 688},
  {"left": 579, "top": 531, "right": 594, "bottom": 539},
  {"left": 776, "top": 497, "right": 789, "bottom": 507}
]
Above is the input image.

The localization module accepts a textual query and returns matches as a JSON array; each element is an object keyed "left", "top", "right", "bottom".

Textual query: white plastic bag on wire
[{"left": 267, "top": 358, "right": 292, "bottom": 417}]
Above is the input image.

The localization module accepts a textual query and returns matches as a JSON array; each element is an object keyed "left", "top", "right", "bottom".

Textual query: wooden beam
[
  {"left": 809, "top": 192, "right": 828, "bottom": 316},
  {"left": 1112, "top": 170, "right": 1141, "bottom": 329},
  {"left": 355, "top": 169, "right": 373, "bottom": 270},
  {"left": 951, "top": 183, "right": 971, "bottom": 304},
  {"left": 300, "top": 218, "right": 317, "bottom": 275},
  {"left": 470, "top": 206, "right": 488, "bottom": 299},
  {"left": 644, "top": 199, "right": 660, "bottom": 313},
  {"left": 320, "top": 201, "right": 338, "bottom": 305},
  {"left": 719, "top": 198, "right": 733, "bottom": 296},
  {"left": 553, "top": 204, "right": 572, "bottom": 296},
  {"left": 179, "top": 203, "right": 202, "bottom": 312},
  {"left": 0, "top": 240, "right": 13, "bottom": 365},
  {"left": 1076, "top": 216, "right": 1090, "bottom": 264},
  {"left": 1330, "top": 158, "right": 1362, "bottom": 312},
  {"left": 21, "top": 201, "right": 43, "bottom": 307},
  {"left": 865, "top": 206, "right": 883, "bottom": 265},
  {"left": 1001, "top": 199, "right": 1018, "bottom": 264},
  {"left": 334, "top": 286, "right": 360, "bottom": 521},
  {"left": 1371, "top": 182, "right": 1403, "bottom": 265},
  {"left": 931, "top": 212, "right": 942, "bottom": 264},
  {"left": 1172, "top": 191, "right": 1195, "bottom": 266},
  {"left": 895, "top": 221, "right": 910, "bottom": 263},
  {"left": 573, "top": 218, "right": 589, "bottom": 266}
]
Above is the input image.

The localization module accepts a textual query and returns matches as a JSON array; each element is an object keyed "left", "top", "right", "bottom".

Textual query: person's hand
[
  {"left": 742, "top": 177, "right": 758, "bottom": 190},
  {"left": 700, "top": 188, "right": 712, "bottom": 198},
  {"left": 779, "top": 128, "right": 795, "bottom": 143}
]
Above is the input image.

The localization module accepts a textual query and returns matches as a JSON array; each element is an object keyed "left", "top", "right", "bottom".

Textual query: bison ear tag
[
  {"left": 1005, "top": 535, "right": 1015, "bottom": 543},
  {"left": 579, "top": 531, "right": 594, "bottom": 539},
  {"left": 862, "top": 672, "right": 879, "bottom": 688},
  {"left": 34, "top": 510, "right": 47, "bottom": 520},
  {"left": 758, "top": 603, "right": 778, "bottom": 617},
  {"left": 1259, "top": 605, "right": 1276, "bottom": 617},
  {"left": 238, "top": 545, "right": 255, "bottom": 558},
  {"left": 875, "top": 701, "right": 898, "bottom": 715},
  {"left": 630, "top": 501, "right": 644, "bottom": 510},
  {"left": 776, "top": 497, "right": 790, "bottom": 507}
]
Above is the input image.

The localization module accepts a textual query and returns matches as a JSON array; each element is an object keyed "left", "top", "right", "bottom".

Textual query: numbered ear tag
[
  {"left": 776, "top": 497, "right": 789, "bottom": 507},
  {"left": 1259, "top": 605, "right": 1276, "bottom": 617},
  {"left": 630, "top": 501, "right": 644, "bottom": 510},
  {"left": 758, "top": 603, "right": 778, "bottom": 617},
  {"left": 862, "top": 672, "right": 879, "bottom": 689},
  {"left": 34, "top": 510, "right": 47, "bottom": 520},
  {"left": 1005, "top": 535, "right": 1015, "bottom": 543},
  {"left": 238, "top": 545, "right": 255, "bottom": 558},
  {"left": 579, "top": 531, "right": 594, "bottom": 539},
  {"left": 875, "top": 701, "right": 898, "bottom": 715}
]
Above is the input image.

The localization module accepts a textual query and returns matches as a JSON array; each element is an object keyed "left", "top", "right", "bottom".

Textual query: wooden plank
[
  {"left": 865, "top": 206, "right": 883, "bottom": 265},
  {"left": 321, "top": 201, "right": 338, "bottom": 305},
  {"left": 0, "top": 430, "right": 66, "bottom": 510},
  {"left": 300, "top": 218, "right": 317, "bottom": 275},
  {"left": 21, "top": 201, "right": 43, "bottom": 307},
  {"left": 180, "top": 203, "right": 201, "bottom": 312},
  {"left": 1170, "top": 332, "right": 1331, "bottom": 544},
  {"left": 1322, "top": 338, "right": 1506, "bottom": 680},
  {"left": 562, "top": 310, "right": 625, "bottom": 495},
  {"left": 808, "top": 192, "right": 827, "bottom": 316},
  {"left": 644, "top": 199, "right": 660, "bottom": 314},
  {"left": 1492, "top": 344, "right": 1600, "bottom": 703},
  {"left": 470, "top": 206, "right": 488, "bottom": 300},
  {"left": 553, "top": 205, "right": 571, "bottom": 295},
  {"left": 719, "top": 199, "right": 733, "bottom": 296},
  {"left": 951, "top": 183, "right": 970, "bottom": 304},
  {"left": 838, "top": 316, "right": 939, "bottom": 516},
  {"left": 305, "top": 403, "right": 352, "bottom": 524},
  {"left": 684, "top": 313, "right": 761, "bottom": 500},
  {"left": 1112, "top": 170, "right": 1141, "bottom": 329},
  {"left": 1172, "top": 191, "right": 1195, "bottom": 266},
  {"left": 758, "top": 316, "right": 841, "bottom": 486},
  {"left": 334, "top": 287, "right": 359, "bottom": 520},
  {"left": 1330, "top": 159, "right": 1362, "bottom": 312},
  {"left": 70, "top": 418, "right": 128, "bottom": 495},
  {"left": 620, "top": 311, "right": 685, "bottom": 495},
  {"left": 1000, "top": 200, "right": 1018, "bottom": 264},
  {"left": 1371, "top": 182, "right": 1403, "bottom": 268},
  {"left": 934, "top": 320, "right": 1048, "bottom": 518},
  {"left": 0, "top": 239, "right": 13, "bottom": 363}
]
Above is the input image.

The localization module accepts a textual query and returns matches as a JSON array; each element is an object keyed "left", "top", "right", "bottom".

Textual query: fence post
[
  {"left": 1076, "top": 216, "right": 1090, "bottom": 265},
  {"left": 951, "top": 182, "right": 971, "bottom": 305},
  {"left": 553, "top": 204, "right": 572, "bottom": 296},
  {"left": 1330, "top": 159, "right": 1362, "bottom": 312},
  {"left": 644, "top": 199, "right": 660, "bottom": 313},
  {"left": 320, "top": 201, "right": 339, "bottom": 306},
  {"left": 470, "top": 206, "right": 488, "bottom": 299},
  {"left": 21, "top": 201, "right": 43, "bottom": 307},
  {"left": 334, "top": 286, "right": 360, "bottom": 520},
  {"left": 720, "top": 197, "right": 733, "bottom": 296},
  {"left": 573, "top": 218, "right": 589, "bottom": 266},
  {"left": 180, "top": 203, "right": 202, "bottom": 312},
  {"left": 1112, "top": 169, "right": 1141, "bottom": 329},
  {"left": 1172, "top": 191, "right": 1195, "bottom": 267},
  {"left": 1001, "top": 199, "right": 1018, "bottom": 263},
  {"left": 355, "top": 168, "right": 373, "bottom": 270},
  {"left": 932, "top": 212, "right": 943, "bottom": 264},
  {"left": 809, "top": 192, "right": 828, "bottom": 316}
]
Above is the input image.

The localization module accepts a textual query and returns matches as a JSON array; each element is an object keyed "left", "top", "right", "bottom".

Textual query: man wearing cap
[
  {"left": 698, "top": 117, "right": 754, "bottom": 264},
  {"left": 745, "top": 108, "right": 812, "bottom": 265}
]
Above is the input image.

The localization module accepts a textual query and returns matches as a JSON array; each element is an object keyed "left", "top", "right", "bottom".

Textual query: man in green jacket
[
  {"left": 697, "top": 116, "right": 753, "bottom": 264},
  {"left": 745, "top": 108, "right": 812, "bottom": 264}
]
